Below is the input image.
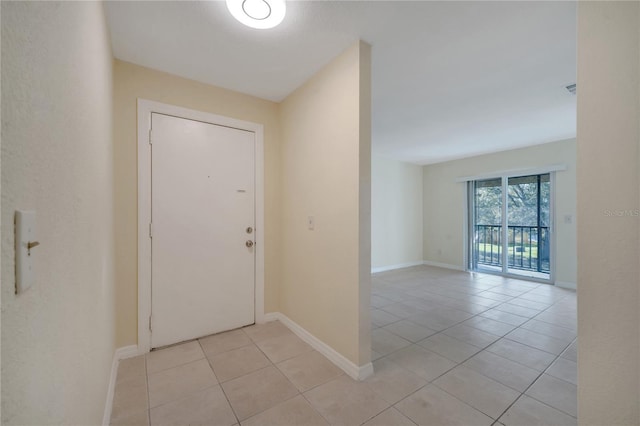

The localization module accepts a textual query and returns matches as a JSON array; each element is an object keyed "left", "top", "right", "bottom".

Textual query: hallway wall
[
  {"left": 576, "top": 1, "right": 640, "bottom": 423},
  {"left": 1, "top": 2, "right": 116, "bottom": 423},
  {"left": 112, "top": 60, "right": 282, "bottom": 348},
  {"left": 279, "top": 42, "right": 372, "bottom": 367},
  {"left": 371, "top": 156, "right": 423, "bottom": 271}
]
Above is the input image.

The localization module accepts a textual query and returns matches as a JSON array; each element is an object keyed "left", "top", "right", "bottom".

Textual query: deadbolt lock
[
  {"left": 246, "top": 240, "right": 254, "bottom": 248},
  {"left": 246, "top": 226, "right": 253, "bottom": 234}
]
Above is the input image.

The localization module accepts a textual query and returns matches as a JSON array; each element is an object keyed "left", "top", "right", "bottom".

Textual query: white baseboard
[
  {"left": 422, "top": 260, "right": 465, "bottom": 271},
  {"left": 103, "top": 345, "right": 140, "bottom": 426},
  {"left": 371, "top": 261, "right": 424, "bottom": 274},
  {"left": 262, "top": 312, "right": 280, "bottom": 323},
  {"left": 555, "top": 281, "right": 576, "bottom": 290},
  {"left": 263, "top": 313, "right": 373, "bottom": 381}
]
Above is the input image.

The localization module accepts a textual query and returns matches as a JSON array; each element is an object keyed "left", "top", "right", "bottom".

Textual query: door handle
[{"left": 246, "top": 240, "right": 254, "bottom": 248}]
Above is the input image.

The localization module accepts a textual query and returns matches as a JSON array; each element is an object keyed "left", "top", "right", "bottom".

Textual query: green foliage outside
[
  {"left": 474, "top": 175, "right": 550, "bottom": 227},
  {"left": 476, "top": 242, "right": 539, "bottom": 259},
  {"left": 473, "top": 174, "right": 551, "bottom": 271}
]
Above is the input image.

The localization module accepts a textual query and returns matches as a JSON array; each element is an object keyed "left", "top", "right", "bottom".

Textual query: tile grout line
[
  {"left": 376, "top": 279, "right": 575, "bottom": 364},
  {"left": 298, "top": 387, "right": 335, "bottom": 426},
  {"left": 494, "top": 336, "right": 578, "bottom": 423},
  {"left": 225, "top": 325, "right": 324, "bottom": 424},
  {"left": 197, "top": 337, "right": 242, "bottom": 426},
  {"left": 373, "top": 268, "right": 576, "bottom": 425},
  {"left": 144, "top": 353, "right": 151, "bottom": 426},
  {"left": 133, "top": 266, "right": 573, "bottom": 426}
]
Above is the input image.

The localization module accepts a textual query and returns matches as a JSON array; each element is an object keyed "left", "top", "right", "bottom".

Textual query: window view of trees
[
  {"left": 474, "top": 175, "right": 550, "bottom": 226},
  {"left": 474, "top": 178, "right": 501, "bottom": 225},
  {"left": 472, "top": 174, "right": 551, "bottom": 276},
  {"left": 507, "top": 174, "right": 550, "bottom": 227}
]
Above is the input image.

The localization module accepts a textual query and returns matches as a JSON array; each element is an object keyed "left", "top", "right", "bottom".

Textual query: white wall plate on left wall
[{"left": 15, "top": 210, "right": 38, "bottom": 294}]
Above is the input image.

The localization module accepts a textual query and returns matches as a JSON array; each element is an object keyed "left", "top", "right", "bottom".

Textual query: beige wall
[
  {"left": 576, "top": 2, "right": 640, "bottom": 424},
  {"left": 113, "top": 60, "right": 282, "bottom": 347},
  {"left": 358, "top": 44, "right": 372, "bottom": 366},
  {"left": 1, "top": 2, "right": 115, "bottom": 423},
  {"left": 422, "top": 139, "right": 577, "bottom": 286},
  {"left": 371, "top": 156, "right": 423, "bottom": 270},
  {"left": 279, "top": 42, "right": 372, "bottom": 366}
]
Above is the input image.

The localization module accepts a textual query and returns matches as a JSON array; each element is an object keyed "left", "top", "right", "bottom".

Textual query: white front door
[{"left": 151, "top": 113, "right": 255, "bottom": 348}]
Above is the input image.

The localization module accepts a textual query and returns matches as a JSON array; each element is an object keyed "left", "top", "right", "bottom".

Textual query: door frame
[{"left": 137, "top": 98, "right": 265, "bottom": 353}]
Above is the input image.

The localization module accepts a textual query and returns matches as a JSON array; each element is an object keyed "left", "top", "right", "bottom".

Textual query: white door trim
[{"left": 137, "top": 98, "right": 265, "bottom": 354}]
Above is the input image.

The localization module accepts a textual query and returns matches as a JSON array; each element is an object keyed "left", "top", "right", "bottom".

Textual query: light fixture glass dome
[{"left": 226, "top": 0, "right": 286, "bottom": 29}]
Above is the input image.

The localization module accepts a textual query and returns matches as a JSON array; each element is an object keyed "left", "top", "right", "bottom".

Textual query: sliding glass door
[
  {"left": 469, "top": 173, "right": 552, "bottom": 281},
  {"left": 506, "top": 174, "right": 551, "bottom": 278},
  {"left": 471, "top": 178, "right": 503, "bottom": 272}
]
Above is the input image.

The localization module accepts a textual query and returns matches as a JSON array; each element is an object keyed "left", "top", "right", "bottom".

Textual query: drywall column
[
  {"left": 279, "top": 41, "right": 372, "bottom": 373},
  {"left": 1, "top": 2, "right": 116, "bottom": 424},
  {"left": 576, "top": 2, "right": 640, "bottom": 424},
  {"left": 359, "top": 44, "right": 372, "bottom": 368}
]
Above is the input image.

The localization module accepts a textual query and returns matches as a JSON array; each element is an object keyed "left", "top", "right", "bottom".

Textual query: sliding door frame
[{"left": 466, "top": 170, "right": 557, "bottom": 284}]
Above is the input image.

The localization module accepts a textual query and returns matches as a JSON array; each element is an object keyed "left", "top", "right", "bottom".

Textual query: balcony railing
[{"left": 474, "top": 225, "right": 550, "bottom": 273}]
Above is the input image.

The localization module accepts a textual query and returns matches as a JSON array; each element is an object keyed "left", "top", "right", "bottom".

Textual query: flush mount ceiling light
[{"left": 226, "top": 0, "right": 286, "bottom": 29}]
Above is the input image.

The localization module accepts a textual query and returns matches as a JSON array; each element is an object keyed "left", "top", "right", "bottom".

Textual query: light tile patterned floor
[{"left": 111, "top": 265, "right": 577, "bottom": 426}]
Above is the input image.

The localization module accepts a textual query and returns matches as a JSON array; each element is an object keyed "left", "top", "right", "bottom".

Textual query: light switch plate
[{"left": 15, "top": 210, "right": 36, "bottom": 294}]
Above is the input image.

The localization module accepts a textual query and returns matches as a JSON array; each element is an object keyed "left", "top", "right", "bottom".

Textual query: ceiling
[{"left": 105, "top": 1, "right": 577, "bottom": 165}]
